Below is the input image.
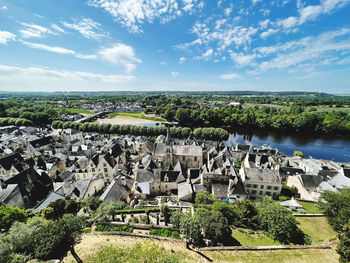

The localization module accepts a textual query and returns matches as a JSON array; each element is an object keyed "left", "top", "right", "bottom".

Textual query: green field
[
  {"left": 243, "top": 103, "right": 350, "bottom": 113},
  {"left": 298, "top": 201, "right": 323, "bottom": 214},
  {"left": 66, "top": 108, "right": 94, "bottom": 115},
  {"left": 232, "top": 228, "right": 280, "bottom": 246},
  {"left": 107, "top": 111, "right": 166, "bottom": 122},
  {"left": 296, "top": 217, "right": 337, "bottom": 244}
]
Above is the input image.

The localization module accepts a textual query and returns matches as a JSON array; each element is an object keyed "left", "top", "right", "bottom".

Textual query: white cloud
[
  {"left": 230, "top": 52, "right": 256, "bottom": 67},
  {"left": 51, "top": 24, "right": 65, "bottom": 33},
  {"left": 99, "top": 43, "right": 141, "bottom": 73},
  {"left": 20, "top": 40, "right": 98, "bottom": 60},
  {"left": 171, "top": 71, "right": 179, "bottom": 76},
  {"left": 88, "top": 0, "right": 203, "bottom": 33},
  {"left": 0, "top": 64, "right": 135, "bottom": 83},
  {"left": 252, "top": 0, "right": 262, "bottom": 5},
  {"left": 224, "top": 4, "right": 233, "bottom": 16},
  {"left": 160, "top": 61, "right": 166, "bottom": 65},
  {"left": 256, "top": 28, "right": 350, "bottom": 72},
  {"left": 276, "top": 0, "right": 350, "bottom": 31},
  {"left": 20, "top": 41, "right": 75, "bottom": 55},
  {"left": 260, "top": 28, "right": 279, "bottom": 39},
  {"left": 0, "top": 31, "right": 16, "bottom": 44},
  {"left": 179, "top": 57, "right": 186, "bottom": 64},
  {"left": 220, "top": 73, "right": 241, "bottom": 79},
  {"left": 19, "top": 22, "right": 55, "bottom": 38},
  {"left": 175, "top": 21, "right": 257, "bottom": 52},
  {"left": 2, "top": 6, "right": 7, "bottom": 10},
  {"left": 259, "top": 19, "right": 270, "bottom": 29},
  {"left": 62, "top": 18, "right": 107, "bottom": 39}
]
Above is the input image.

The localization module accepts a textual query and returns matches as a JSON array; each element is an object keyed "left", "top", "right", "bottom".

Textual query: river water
[{"left": 224, "top": 129, "right": 350, "bottom": 162}]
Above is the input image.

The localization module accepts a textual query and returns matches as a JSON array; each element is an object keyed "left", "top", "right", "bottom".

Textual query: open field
[
  {"left": 107, "top": 112, "right": 166, "bottom": 122},
  {"left": 243, "top": 103, "right": 350, "bottom": 112},
  {"left": 65, "top": 108, "right": 94, "bottom": 115},
  {"left": 232, "top": 228, "right": 280, "bottom": 246},
  {"left": 63, "top": 234, "right": 339, "bottom": 263},
  {"left": 296, "top": 217, "right": 337, "bottom": 244},
  {"left": 298, "top": 201, "right": 323, "bottom": 214}
]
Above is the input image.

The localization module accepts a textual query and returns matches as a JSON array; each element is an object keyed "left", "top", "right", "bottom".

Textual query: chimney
[{"left": 121, "top": 176, "right": 126, "bottom": 186}]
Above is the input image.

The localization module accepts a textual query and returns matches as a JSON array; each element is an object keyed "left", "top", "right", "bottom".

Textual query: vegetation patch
[
  {"left": 107, "top": 111, "right": 166, "bottom": 122},
  {"left": 95, "top": 224, "right": 133, "bottom": 233},
  {"left": 298, "top": 201, "right": 323, "bottom": 214},
  {"left": 83, "top": 242, "right": 182, "bottom": 263},
  {"left": 232, "top": 228, "right": 281, "bottom": 246},
  {"left": 65, "top": 108, "right": 94, "bottom": 115},
  {"left": 149, "top": 228, "right": 180, "bottom": 239},
  {"left": 296, "top": 217, "right": 337, "bottom": 243}
]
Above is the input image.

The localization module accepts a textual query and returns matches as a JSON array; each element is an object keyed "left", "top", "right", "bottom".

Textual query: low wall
[
  {"left": 198, "top": 240, "right": 338, "bottom": 251},
  {"left": 96, "top": 221, "right": 180, "bottom": 231},
  {"left": 93, "top": 231, "right": 185, "bottom": 243},
  {"left": 293, "top": 213, "right": 325, "bottom": 217}
]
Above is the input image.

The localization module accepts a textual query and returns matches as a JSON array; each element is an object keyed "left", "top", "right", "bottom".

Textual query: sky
[{"left": 0, "top": 0, "right": 350, "bottom": 93}]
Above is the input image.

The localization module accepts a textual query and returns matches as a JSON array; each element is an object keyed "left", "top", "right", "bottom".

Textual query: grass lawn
[
  {"left": 64, "top": 234, "right": 339, "bottom": 263},
  {"left": 232, "top": 228, "right": 280, "bottom": 246},
  {"left": 296, "top": 217, "right": 337, "bottom": 244},
  {"left": 107, "top": 111, "right": 166, "bottom": 122},
  {"left": 66, "top": 108, "right": 94, "bottom": 115},
  {"left": 298, "top": 201, "right": 323, "bottom": 214}
]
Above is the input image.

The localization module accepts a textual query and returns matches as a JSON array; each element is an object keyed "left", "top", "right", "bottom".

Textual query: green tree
[
  {"left": 320, "top": 188, "right": 350, "bottom": 232},
  {"left": 94, "top": 201, "right": 118, "bottom": 222},
  {"left": 160, "top": 204, "right": 171, "bottom": 226},
  {"left": 87, "top": 196, "right": 102, "bottom": 211},
  {"left": 195, "top": 191, "right": 217, "bottom": 205},
  {"left": 293, "top": 151, "right": 304, "bottom": 158},
  {"left": 337, "top": 220, "right": 350, "bottom": 263},
  {"left": 0, "top": 204, "right": 28, "bottom": 231}
]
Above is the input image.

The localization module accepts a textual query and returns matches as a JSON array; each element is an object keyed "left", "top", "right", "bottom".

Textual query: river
[{"left": 224, "top": 129, "right": 350, "bottom": 162}]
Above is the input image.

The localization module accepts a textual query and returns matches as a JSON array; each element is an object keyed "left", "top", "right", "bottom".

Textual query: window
[
  {"left": 251, "top": 190, "right": 257, "bottom": 195},
  {"left": 103, "top": 163, "right": 107, "bottom": 167},
  {"left": 259, "top": 191, "right": 263, "bottom": 195},
  {"left": 253, "top": 184, "right": 258, "bottom": 188},
  {"left": 260, "top": 185, "right": 264, "bottom": 189},
  {"left": 266, "top": 191, "right": 271, "bottom": 196},
  {"left": 246, "top": 184, "right": 251, "bottom": 188},
  {"left": 104, "top": 168, "right": 108, "bottom": 173},
  {"left": 92, "top": 168, "right": 95, "bottom": 172},
  {"left": 194, "top": 157, "right": 197, "bottom": 161},
  {"left": 267, "top": 186, "right": 272, "bottom": 190},
  {"left": 274, "top": 186, "right": 279, "bottom": 191},
  {"left": 166, "top": 185, "right": 168, "bottom": 189}
]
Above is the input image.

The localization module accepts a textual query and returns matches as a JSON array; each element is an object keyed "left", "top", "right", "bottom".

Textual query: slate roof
[
  {"left": 135, "top": 169, "right": 154, "bottom": 183},
  {"left": 300, "top": 174, "right": 323, "bottom": 191},
  {"left": 0, "top": 152, "right": 23, "bottom": 170},
  {"left": 211, "top": 183, "right": 228, "bottom": 198},
  {"left": 279, "top": 198, "right": 303, "bottom": 208},
  {"left": 154, "top": 143, "right": 166, "bottom": 156},
  {"left": 34, "top": 192, "right": 65, "bottom": 212},
  {"left": 243, "top": 168, "right": 281, "bottom": 184},
  {"left": 29, "top": 136, "right": 54, "bottom": 148},
  {"left": 100, "top": 174, "right": 134, "bottom": 202},
  {"left": 329, "top": 173, "right": 350, "bottom": 190},
  {"left": 0, "top": 184, "right": 18, "bottom": 202},
  {"left": 316, "top": 181, "right": 338, "bottom": 193},
  {"left": 173, "top": 145, "right": 202, "bottom": 156}
]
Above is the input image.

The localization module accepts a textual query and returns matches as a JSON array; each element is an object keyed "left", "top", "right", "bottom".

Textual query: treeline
[
  {"left": 170, "top": 105, "right": 350, "bottom": 135},
  {"left": 0, "top": 117, "right": 33, "bottom": 127},
  {"left": 51, "top": 120, "right": 229, "bottom": 141}
]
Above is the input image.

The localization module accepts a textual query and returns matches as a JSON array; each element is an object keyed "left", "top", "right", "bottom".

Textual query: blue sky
[{"left": 0, "top": 0, "right": 349, "bottom": 93}]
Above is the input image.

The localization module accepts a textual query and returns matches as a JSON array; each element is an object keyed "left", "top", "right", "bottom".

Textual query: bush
[
  {"left": 0, "top": 204, "right": 28, "bottom": 231},
  {"left": 82, "top": 227, "right": 91, "bottom": 233}
]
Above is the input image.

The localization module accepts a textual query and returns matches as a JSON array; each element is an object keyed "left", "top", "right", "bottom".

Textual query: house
[
  {"left": 0, "top": 152, "right": 25, "bottom": 177},
  {"left": 100, "top": 173, "right": 134, "bottom": 203},
  {"left": 0, "top": 168, "right": 53, "bottom": 208},
  {"left": 243, "top": 153, "right": 277, "bottom": 169},
  {"left": 240, "top": 168, "right": 282, "bottom": 199}
]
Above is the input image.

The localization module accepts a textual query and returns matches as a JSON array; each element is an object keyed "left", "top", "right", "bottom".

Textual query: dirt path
[{"left": 97, "top": 116, "right": 157, "bottom": 124}]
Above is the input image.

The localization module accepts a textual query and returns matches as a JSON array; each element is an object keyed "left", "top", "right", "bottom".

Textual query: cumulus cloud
[
  {"left": 220, "top": 72, "right": 241, "bottom": 79},
  {"left": 88, "top": 0, "right": 203, "bottom": 33},
  {"left": 62, "top": 18, "right": 107, "bottom": 39},
  {"left": 171, "top": 71, "right": 179, "bottom": 76},
  {"left": 179, "top": 57, "right": 186, "bottom": 64},
  {"left": 0, "top": 31, "right": 16, "bottom": 44},
  {"left": 99, "top": 43, "right": 141, "bottom": 73}
]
